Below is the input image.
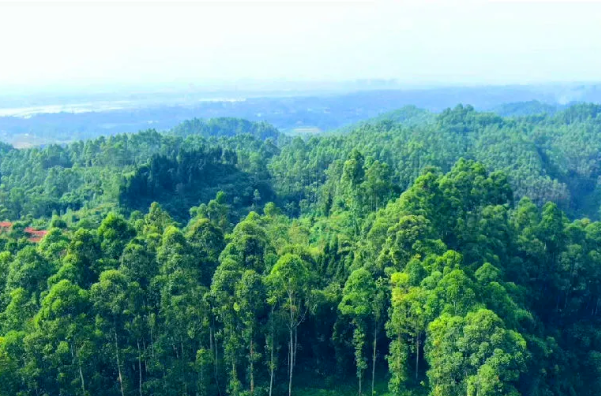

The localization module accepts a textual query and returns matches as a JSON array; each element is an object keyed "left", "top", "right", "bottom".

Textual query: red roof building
[
  {"left": 25, "top": 227, "right": 48, "bottom": 243},
  {"left": 0, "top": 222, "right": 48, "bottom": 242}
]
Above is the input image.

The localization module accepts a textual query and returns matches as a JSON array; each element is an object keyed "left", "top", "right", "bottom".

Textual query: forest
[{"left": 0, "top": 102, "right": 600, "bottom": 396}]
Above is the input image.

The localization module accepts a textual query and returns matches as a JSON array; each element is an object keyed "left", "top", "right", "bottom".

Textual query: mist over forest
[
  {"left": 2, "top": 0, "right": 601, "bottom": 395},
  {"left": 1, "top": 83, "right": 600, "bottom": 147}
]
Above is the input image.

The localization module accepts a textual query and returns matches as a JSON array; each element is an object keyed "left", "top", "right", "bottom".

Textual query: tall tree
[
  {"left": 339, "top": 268, "right": 376, "bottom": 395},
  {"left": 267, "top": 254, "right": 311, "bottom": 396}
]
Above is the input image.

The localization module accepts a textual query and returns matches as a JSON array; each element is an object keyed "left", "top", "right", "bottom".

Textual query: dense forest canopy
[
  {"left": 3, "top": 103, "right": 601, "bottom": 222},
  {"left": 0, "top": 102, "right": 600, "bottom": 396}
]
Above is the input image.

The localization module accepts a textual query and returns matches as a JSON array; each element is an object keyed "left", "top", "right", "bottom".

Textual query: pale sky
[{"left": 1, "top": 0, "right": 601, "bottom": 93}]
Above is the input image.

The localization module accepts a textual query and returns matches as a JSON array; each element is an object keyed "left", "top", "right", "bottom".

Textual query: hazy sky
[{"left": 1, "top": 0, "right": 601, "bottom": 93}]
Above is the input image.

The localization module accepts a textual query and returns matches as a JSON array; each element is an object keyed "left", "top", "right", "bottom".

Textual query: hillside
[
  {"left": 4, "top": 103, "right": 601, "bottom": 222},
  {"left": 0, "top": 104, "right": 600, "bottom": 396}
]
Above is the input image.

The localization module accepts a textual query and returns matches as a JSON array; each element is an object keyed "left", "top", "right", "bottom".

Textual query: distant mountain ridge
[{"left": 2, "top": 83, "right": 601, "bottom": 146}]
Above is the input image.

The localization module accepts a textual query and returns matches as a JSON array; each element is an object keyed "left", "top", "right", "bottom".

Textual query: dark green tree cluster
[
  {"left": 171, "top": 118, "right": 281, "bottom": 142},
  {"left": 0, "top": 121, "right": 280, "bottom": 221},
  {"left": 118, "top": 146, "right": 274, "bottom": 219}
]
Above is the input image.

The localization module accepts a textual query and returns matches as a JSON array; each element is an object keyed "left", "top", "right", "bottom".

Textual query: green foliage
[{"left": 0, "top": 106, "right": 600, "bottom": 396}]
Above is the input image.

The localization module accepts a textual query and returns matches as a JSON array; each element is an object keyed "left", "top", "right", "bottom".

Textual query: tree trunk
[
  {"left": 269, "top": 339, "right": 275, "bottom": 396},
  {"left": 294, "top": 327, "right": 298, "bottom": 369},
  {"left": 250, "top": 334, "right": 255, "bottom": 396},
  {"left": 138, "top": 340, "right": 143, "bottom": 396},
  {"left": 143, "top": 338, "right": 149, "bottom": 374},
  {"left": 232, "top": 361, "right": 238, "bottom": 396},
  {"left": 79, "top": 362, "right": 86, "bottom": 396},
  {"left": 289, "top": 325, "right": 294, "bottom": 396},
  {"left": 150, "top": 318, "right": 155, "bottom": 360},
  {"left": 371, "top": 323, "right": 377, "bottom": 396},
  {"left": 74, "top": 343, "right": 86, "bottom": 396},
  {"left": 114, "top": 330, "right": 126, "bottom": 396},
  {"left": 397, "top": 333, "right": 402, "bottom": 391},
  {"left": 181, "top": 341, "right": 187, "bottom": 395},
  {"left": 212, "top": 324, "right": 223, "bottom": 396},
  {"left": 199, "top": 346, "right": 205, "bottom": 396},
  {"left": 415, "top": 333, "right": 420, "bottom": 381},
  {"left": 269, "top": 305, "right": 276, "bottom": 396}
]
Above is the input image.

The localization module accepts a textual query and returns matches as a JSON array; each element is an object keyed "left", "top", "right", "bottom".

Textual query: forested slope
[
  {"left": 4, "top": 103, "right": 601, "bottom": 222},
  {"left": 0, "top": 104, "right": 600, "bottom": 396},
  {"left": 272, "top": 103, "right": 601, "bottom": 219},
  {"left": 0, "top": 118, "right": 282, "bottom": 222}
]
